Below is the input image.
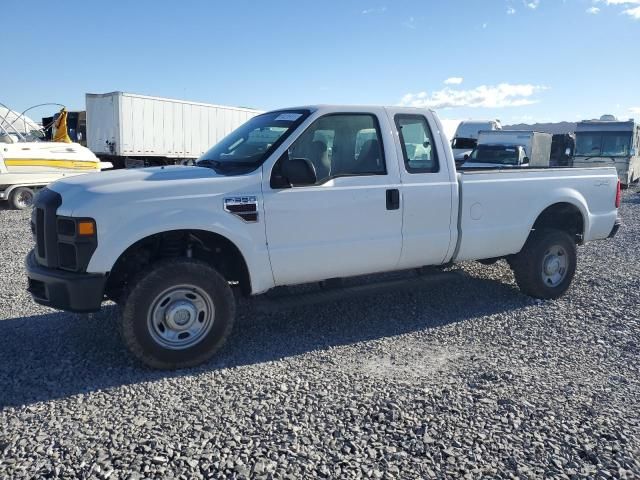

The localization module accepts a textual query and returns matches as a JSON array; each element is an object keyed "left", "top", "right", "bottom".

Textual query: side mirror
[
  {"left": 463, "top": 154, "right": 469, "bottom": 161},
  {"left": 282, "top": 157, "right": 317, "bottom": 187},
  {"left": 522, "top": 156, "right": 530, "bottom": 164}
]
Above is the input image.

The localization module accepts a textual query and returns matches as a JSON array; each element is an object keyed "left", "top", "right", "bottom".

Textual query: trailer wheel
[
  {"left": 510, "top": 229, "right": 576, "bottom": 299},
  {"left": 9, "top": 187, "right": 35, "bottom": 210},
  {"left": 120, "top": 258, "right": 236, "bottom": 369}
]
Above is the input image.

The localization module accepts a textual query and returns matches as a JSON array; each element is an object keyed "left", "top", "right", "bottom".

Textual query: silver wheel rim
[
  {"left": 15, "top": 190, "right": 34, "bottom": 209},
  {"left": 147, "top": 285, "right": 215, "bottom": 350},
  {"left": 541, "top": 245, "right": 568, "bottom": 287}
]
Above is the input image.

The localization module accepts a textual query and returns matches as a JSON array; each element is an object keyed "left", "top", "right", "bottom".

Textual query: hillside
[{"left": 503, "top": 122, "right": 577, "bottom": 134}]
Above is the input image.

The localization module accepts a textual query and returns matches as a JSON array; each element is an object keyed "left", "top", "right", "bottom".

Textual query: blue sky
[{"left": 2, "top": 0, "right": 639, "bottom": 125}]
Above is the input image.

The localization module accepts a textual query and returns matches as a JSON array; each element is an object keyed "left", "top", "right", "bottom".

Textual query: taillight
[{"left": 615, "top": 180, "right": 621, "bottom": 209}]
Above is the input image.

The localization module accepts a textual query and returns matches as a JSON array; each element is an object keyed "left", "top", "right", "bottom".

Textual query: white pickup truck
[{"left": 26, "top": 105, "right": 622, "bottom": 369}]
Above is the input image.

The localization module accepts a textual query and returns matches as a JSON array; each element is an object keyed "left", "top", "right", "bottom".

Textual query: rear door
[
  {"left": 263, "top": 109, "right": 403, "bottom": 286},
  {"left": 386, "top": 108, "right": 457, "bottom": 268}
]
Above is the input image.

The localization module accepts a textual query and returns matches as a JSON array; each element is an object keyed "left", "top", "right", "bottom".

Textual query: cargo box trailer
[{"left": 86, "top": 92, "right": 262, "bottom": 168}]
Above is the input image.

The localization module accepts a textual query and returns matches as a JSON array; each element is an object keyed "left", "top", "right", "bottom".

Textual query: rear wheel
[
  {"left": 9, "top": 187, "right": 35, "bottom": 210},
  {"left": 509, "top": 229, "right": 577, "bottom": 299},
  {"left": 120, "top": 258, "right": 236, "bottom": 369}
]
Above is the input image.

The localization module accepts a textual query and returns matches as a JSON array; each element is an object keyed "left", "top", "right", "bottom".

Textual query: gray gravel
[{"left": 1, "top": 192, "right": 639, "bottom": 479}]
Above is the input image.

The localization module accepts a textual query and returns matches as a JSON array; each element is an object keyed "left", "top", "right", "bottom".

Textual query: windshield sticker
[{"left": 275, "top": 113, "right": 303, "bottom": 122}]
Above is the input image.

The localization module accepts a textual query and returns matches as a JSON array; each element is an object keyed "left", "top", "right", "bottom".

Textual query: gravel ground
[{"left": 1, "top": 192, "right": 639, "bottom": 479}]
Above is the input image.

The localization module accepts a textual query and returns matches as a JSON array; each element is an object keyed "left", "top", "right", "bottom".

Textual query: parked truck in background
[
  {"left": 86, "top": 92, "right": 262, "bottom": 169},
  {"left": 26, "top": 105, "right": 621, "bottom": 369},
  {"left": 550, "top": 133, "right": 575, "bottom": 167},
  {"left": 462, "top": 130, "right": 552, "bottom": 168},
  {"left": 573, "top": 115, "right": 639, "bottom": 185},
  {"left": 451, "top": 120, "right": 502, "bottom": 166}
]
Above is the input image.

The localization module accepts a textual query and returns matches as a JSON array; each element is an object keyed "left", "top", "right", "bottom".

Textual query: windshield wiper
[
  {"left": 197, "top": 158, "right": 261, "bottom": 172},
  {"left": 196, "top": 159, "right": 223, "bottom": 169}
]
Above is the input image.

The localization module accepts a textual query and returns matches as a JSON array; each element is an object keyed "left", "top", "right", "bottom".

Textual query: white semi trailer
[{"left": 86, "top": 92, "right": 262, "bottom": 168}]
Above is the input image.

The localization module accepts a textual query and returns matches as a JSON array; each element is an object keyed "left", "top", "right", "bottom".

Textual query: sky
[{"left": 2, "top": 0, "right": 639, "bottom": 126}]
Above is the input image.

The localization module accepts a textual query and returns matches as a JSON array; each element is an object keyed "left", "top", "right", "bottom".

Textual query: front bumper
[
  {"left": 26, "top": 250, "right": 106, "bottom": 313},
  {"left": 608, "top": 218, "right": 622, "bottom": 239}
]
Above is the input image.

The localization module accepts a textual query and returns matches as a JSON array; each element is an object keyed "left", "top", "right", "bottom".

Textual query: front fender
[{"left": 86, "top": 207, "right": 275, "bottom": 295}]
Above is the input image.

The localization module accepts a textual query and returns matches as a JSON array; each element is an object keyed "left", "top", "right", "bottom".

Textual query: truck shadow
[{"left": 0, "top": 271, "right": 531, "bottom": 408}]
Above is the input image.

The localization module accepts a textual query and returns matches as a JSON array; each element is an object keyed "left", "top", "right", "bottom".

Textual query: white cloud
[
  {"left": 362, "top": 6, "right": 387, "bottom": 14},
  {"left": 444, "top": 77, "right": 463, "bottom": 85},
  {"left": 507, "top": 7, "right": 516, "bottom": 14},
  {"left": 630, "top": 107, "right": 640, "bottom": 114},
  {"left": 403, "top": 16, "right": 416, "bottom": 29},
  {"left": 481, "top": 22, "right": 488, "bottom": 28},
  {"left": 398, "top": 83, "right": 548, "bottom": 109},
  {"left": 586, "top": 6, "right": 601, "bottom": 13},
  {"left": 595, "top": 0, "right": 640, "bottom": 19},
  {"left": 524, "top": 0, "right": 540, "bottom": 9},
  {"left": 623, "top": 5, "right": 640, "bottom": 17}
]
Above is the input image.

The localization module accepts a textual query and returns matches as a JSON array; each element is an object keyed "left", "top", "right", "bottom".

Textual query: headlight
[{"left": 56, "top": 216, "right": 98, "bottom": 272}]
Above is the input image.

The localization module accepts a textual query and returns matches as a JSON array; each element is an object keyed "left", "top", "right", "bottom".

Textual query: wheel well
[
  {"left": 531, "top": 203, "right": 584, "bottom": 244},
  {"left": 105, "top": 230, "right": 251, "bottom": 301}
]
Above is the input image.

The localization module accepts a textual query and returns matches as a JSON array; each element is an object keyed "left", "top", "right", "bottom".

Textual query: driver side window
[{"left": 284, "top": 114, "right": 386, "bottom": 185}]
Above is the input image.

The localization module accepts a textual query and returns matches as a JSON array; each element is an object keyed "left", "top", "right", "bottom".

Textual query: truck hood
[
  {"left": 452, "top": 148, "right": 473, "bottom": 161},
  {"left": 48, "top": 165, "right": 261, "bottom": 216}
]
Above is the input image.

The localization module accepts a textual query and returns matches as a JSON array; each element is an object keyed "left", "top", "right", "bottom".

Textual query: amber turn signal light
[{"left": 77, "top": 220, "right": 96, "bottom": 236}]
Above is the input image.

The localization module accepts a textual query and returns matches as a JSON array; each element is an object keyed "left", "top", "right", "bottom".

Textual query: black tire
[
  {"left": 121, "top": 258, "right": 236, "bottom": 369},
  {"left": 9, "top": 187, "right": 35, "bottom": 210},
  {"left": 509, "top": 229, "right": 577, "bottom": 299}
]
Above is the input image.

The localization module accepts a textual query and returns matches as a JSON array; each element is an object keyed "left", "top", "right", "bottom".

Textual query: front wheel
[
  {"left": 120, "top": 258, "right": 236, "bottom": 369},
  {"left": 9, "top": 187, "right": 35, "bottom": 210},
  {"left": 509, "top": 229, "right": 577, "bottom": 299}
]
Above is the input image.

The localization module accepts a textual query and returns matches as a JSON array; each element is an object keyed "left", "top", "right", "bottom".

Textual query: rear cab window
[{"left": 394, "top": 114, "right": 439, "bottom": 173}]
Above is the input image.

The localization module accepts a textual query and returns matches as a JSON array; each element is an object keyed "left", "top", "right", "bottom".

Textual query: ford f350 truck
[{"left": 26, "top": 105, "right": 622, "bottom": 369}]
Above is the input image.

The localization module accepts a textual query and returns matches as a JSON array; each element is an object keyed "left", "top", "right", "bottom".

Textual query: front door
[{"left": 263, "top": 111, "right": 403, "bottom": 286}]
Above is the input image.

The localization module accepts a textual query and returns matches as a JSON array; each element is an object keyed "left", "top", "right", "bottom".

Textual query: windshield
[
  {"left": 452, "top": 137, "right": 477, "bottom": 149},
  {"left": 467, "top": 145, "right": 520, "bottom": 165},
  {"left": 575, "top": 132, "right": 632, "bottom": 157},
  {"left": 197, "top": 110, "right": 310, "bottom": 170}
]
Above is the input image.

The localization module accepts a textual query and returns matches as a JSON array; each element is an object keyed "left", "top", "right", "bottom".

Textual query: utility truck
[
  {"left": 26, "top": 105, "right": 621, "bottom": 369},
  {"left": 573, "top": 115, "right": 639, "bottom": 185},
  {"left": 463, "top": 130, "right": 552, "bottom": 168}
]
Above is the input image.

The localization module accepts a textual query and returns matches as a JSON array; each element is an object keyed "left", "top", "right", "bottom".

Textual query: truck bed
[{"left": 453, "top": 166, "right": 619, "bottom": 262}]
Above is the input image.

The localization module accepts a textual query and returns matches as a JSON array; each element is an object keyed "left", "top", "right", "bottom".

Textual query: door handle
[{"left": 386, "top": 189, "right": 400, "bottom": 210}]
